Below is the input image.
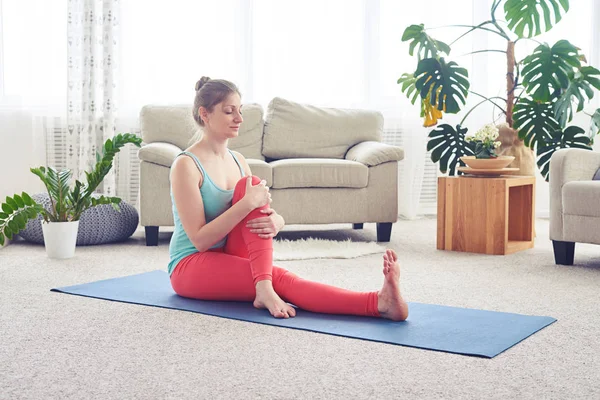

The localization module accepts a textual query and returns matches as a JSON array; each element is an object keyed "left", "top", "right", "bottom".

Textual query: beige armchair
[{"left": 549, "top": 148, "right": 600, "bottom": 264}]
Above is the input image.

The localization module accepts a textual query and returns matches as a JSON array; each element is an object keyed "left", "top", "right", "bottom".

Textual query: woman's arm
[{"left": 171, "top": 156, "right": 254, "bottom": 252}]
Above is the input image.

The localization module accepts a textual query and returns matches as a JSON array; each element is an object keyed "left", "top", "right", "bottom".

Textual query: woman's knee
[{"left": 233, "top": 175, "right": 262, "bottom": 202}]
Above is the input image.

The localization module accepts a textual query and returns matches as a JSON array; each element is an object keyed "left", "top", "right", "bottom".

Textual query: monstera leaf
[
  {"left": 513, "top": 98, "right": 561, "bottom": 148},
  {"left": 427, "top": 124, "right": 474, "bottom": 175},
  {"left": 521, "top": 40, "right": 581, "bottom": 102},
  {"left": 553, "top": 66, "right": 600, "bottom": 127},
  {"left": 591, "top": 108, "right": 600, "bottom": 136},
  {"left": 535, "top": 126, "right": 592, "bottom": 181},
  {"left": 504, "top": 0, "right": 570, "bottom": 38},
  {"left": 397, "top": 73, "right": 419, "bottom": 104},
  {"left": 402, "top": 24, "right": 451, "bottom": 60},
  {"left": 415, "top": 58, "right": 469, "bottom": 114}
]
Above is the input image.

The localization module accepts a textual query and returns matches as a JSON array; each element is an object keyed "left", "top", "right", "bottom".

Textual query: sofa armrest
[
  {"left": 344, "top": 141, "right": 404, "bottom": 167},
  {"left": 549, "top": 148, "right": 600, "bottom": 240},
  {"left": 138, "top": 142, "right": 182, "bottom": 167}
]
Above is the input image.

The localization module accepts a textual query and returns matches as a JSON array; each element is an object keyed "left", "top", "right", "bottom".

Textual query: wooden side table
[{"left": 437, "top": 175, "right": 535, "bottom": 255}]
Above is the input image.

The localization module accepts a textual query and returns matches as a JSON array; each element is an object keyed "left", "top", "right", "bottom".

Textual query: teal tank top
[{"left": 167, "top": 150, "right": 245, "bottom": 275}]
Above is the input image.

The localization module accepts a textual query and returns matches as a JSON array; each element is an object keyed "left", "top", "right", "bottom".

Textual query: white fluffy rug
[{"left": 273, "top": 237, "right": 385, "bottom": 260}]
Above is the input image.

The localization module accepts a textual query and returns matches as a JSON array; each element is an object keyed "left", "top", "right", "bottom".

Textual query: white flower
[
  {"left": 467, "top": 123, "right": 500, "bottom": 142},
  {"left": 494, "top": 141, "right": 502, "bottom": 148}
]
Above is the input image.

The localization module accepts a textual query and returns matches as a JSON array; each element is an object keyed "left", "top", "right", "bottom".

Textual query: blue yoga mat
[{"left": 51, "top": 270, "right": 556, "bottom": 358}]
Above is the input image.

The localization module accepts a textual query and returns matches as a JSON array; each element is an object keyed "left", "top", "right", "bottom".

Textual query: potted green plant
[
  {"left": 0, "top": 133, "right": 142, "bottom": 258},
  {"left": 398, "top": 0, "right": 600, "bottom": 180}
]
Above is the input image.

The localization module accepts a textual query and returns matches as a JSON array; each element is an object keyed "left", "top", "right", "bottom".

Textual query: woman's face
[{"left": 202, "top": 93, "right": 243, "bottom": 139}]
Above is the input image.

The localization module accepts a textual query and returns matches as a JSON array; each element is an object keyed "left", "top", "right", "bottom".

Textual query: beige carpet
[{"left": 1, "top": 218, "right": 600, "bottom": 399}]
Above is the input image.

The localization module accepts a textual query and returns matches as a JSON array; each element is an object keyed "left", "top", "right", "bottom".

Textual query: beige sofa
[
  {"left": 550, "top": 148, "right": 600, "bottom": 264},
  {"left": 137, "top": 97, "right": 405, "bottom": 246}
]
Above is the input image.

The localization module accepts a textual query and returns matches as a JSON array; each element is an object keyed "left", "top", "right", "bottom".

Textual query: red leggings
[{"left": 171, "top": 176, "right": 380, "bottom": 317}]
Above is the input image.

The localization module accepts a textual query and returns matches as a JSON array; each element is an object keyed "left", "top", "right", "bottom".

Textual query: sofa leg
[
  {"left": 353, "top": 223, "right": 364, "bottom": 230},
  {"left": 552, "top": 240, "right": 575, "bottom": 265},
  {"left": 145, "top": 226, "right": 159, "bottom": 246},
  {"left": 376, "top": 223, "right": 392, "bottom": 242}
]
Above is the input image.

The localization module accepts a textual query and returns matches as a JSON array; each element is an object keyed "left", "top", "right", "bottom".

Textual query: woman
[{"left": 168, "top": 76, "right": 409, "bottom": 321}]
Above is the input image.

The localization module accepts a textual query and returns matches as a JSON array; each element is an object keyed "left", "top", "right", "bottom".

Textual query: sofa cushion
[
  {"left": 262, "top": 97, "right": 383, "bottom": 160},
  {"left": 140, "top": 105, "right": 199, "bottom": 150},
  {"left": 562, "top": 181, "right": 600, "bottom": 217},
  {"left": 247, "top": 159, "right": 273, "bottom": 187},
  {"left": 270, "top": 159, "right": 368, "bottom": 189},
  {"left": 139, "top": 104, "right": 265, "bottom": 160},
  {"left": 227, "top": 104, "right": 265, "bottom": 160}
]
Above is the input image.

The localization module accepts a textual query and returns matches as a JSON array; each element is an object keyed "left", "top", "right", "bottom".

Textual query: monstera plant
[{"left": 398, "top": 0, "right": 600, "bottom": 180}]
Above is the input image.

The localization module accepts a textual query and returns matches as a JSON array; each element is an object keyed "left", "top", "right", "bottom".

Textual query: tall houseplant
[
  {"left": 398, "top": 0, "right": 600, "bottom": 180},
  {"left": 0, "top": 133, "right": 142, "bottom": 257}
]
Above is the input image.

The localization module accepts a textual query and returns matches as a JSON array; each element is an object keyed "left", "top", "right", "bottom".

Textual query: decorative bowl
[{"left": 460, "top": 155, "right": 515, "bottom": 170}]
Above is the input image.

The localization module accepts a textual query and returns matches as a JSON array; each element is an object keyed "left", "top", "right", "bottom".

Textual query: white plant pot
[{"left": 41, "top": 221, "right": 79, "bottom": 259}]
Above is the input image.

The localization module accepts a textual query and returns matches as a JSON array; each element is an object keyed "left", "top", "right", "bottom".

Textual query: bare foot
[
  {"left": 253, "top": 280, "right": 297, "bottom": 319},
  {"left": 378, "top": 249, "right": 409, "bottom": 321}
]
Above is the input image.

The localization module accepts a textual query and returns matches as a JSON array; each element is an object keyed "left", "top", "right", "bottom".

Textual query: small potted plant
[
  {"left": 0, "top": 133, "right": 142, "bottom": 258},
  {"left": 461, "top": 123, "right": 514, "bottom": 170}
]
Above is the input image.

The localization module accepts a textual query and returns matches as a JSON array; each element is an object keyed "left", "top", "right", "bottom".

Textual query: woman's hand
[
  {"left": 243, "top": 177, "right": 271, "bottom": 210},
  {"left": 246, "top": 208, "right": 284, "bottom": 239}
]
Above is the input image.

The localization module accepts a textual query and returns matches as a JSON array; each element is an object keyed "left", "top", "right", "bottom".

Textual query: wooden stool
[{"left": 437, "top": 176, "right": 535, "bottom": 255}]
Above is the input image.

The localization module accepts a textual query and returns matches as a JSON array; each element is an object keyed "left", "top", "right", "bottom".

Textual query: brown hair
[{"left": 192, "top": 77, "right": 241, "bottom": 127}]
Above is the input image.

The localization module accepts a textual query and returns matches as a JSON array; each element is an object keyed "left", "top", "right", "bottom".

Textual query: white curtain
[
  {"left": 67, "top": 0, "right": 119, "bottom": 195},
  {"left": 2, "top": 0, "right": 599, "bottom": 216}
]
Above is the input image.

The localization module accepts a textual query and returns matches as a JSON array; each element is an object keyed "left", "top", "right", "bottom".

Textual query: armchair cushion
[
  {"left": 262, "top": 97, "right": 383, "bottom": 160},
  {"left": 562, "top": 181, "right": 600, "bottom": 217},
  {"left": 345, "top": 141, "right": 404, "bottom": 166}
]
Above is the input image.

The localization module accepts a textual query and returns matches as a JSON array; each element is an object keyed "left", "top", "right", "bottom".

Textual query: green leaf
[
  {"left": 0, "top": 212, "right": 7, "bottom": 220},
  {"left": 6, "top": 196, "right": 18, "bottom": 210},
  {"left": 4, "top": 224, "right": 13, "bottom": 240},
  {"left": 8, "top": 219, "right": 20, "bottom": 236},
  {"left": 536, "top": 126, "right": 592, "bottom": 181},
  {"left": 553, "top": 67, "right": 600, "bottom": 127},
  {"left": 426, "top": 124, "right": 475, "bottom": 176},
  {"left": 2, "top": 202, "right": 13, "bottom": 214},
  {"left": 590, "top": 108, "right": 600, "bottom": 136},
  {"left": 21, "top": 192, "right": 34, "bottom": 206},
  {"left": 26, "top": 208, "right": 39, "bottom": 219},
  {"left": 14, "top": 213, "right": 26, "bottom": 230},
  {"left": 402, "top": 24, "right": 451, "bottom": 60},
  {"left": 13, "top": 194, "right": 24, "bottom": 208},
  {"left": 0, "top": 233, "right": 4, "bottom": 246},
  {"left": 397, "top": 73, "right": 420, "bottom": 105},
  {"left": 504, "top": 0, "right": 569, "bottom": 38},
  {"left": 514, "top": 98, "right": 561, "bottom": 148},
  {"left": 521, "top": 40, "right": 581, "bottom": 102},
  {"left": 415, "top": 57, "right": 470, "bottom": 114}
]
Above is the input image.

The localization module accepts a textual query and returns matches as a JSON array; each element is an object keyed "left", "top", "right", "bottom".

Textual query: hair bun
[{"left": 195, "top": 76, "right": 211, "bottom": 91}]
